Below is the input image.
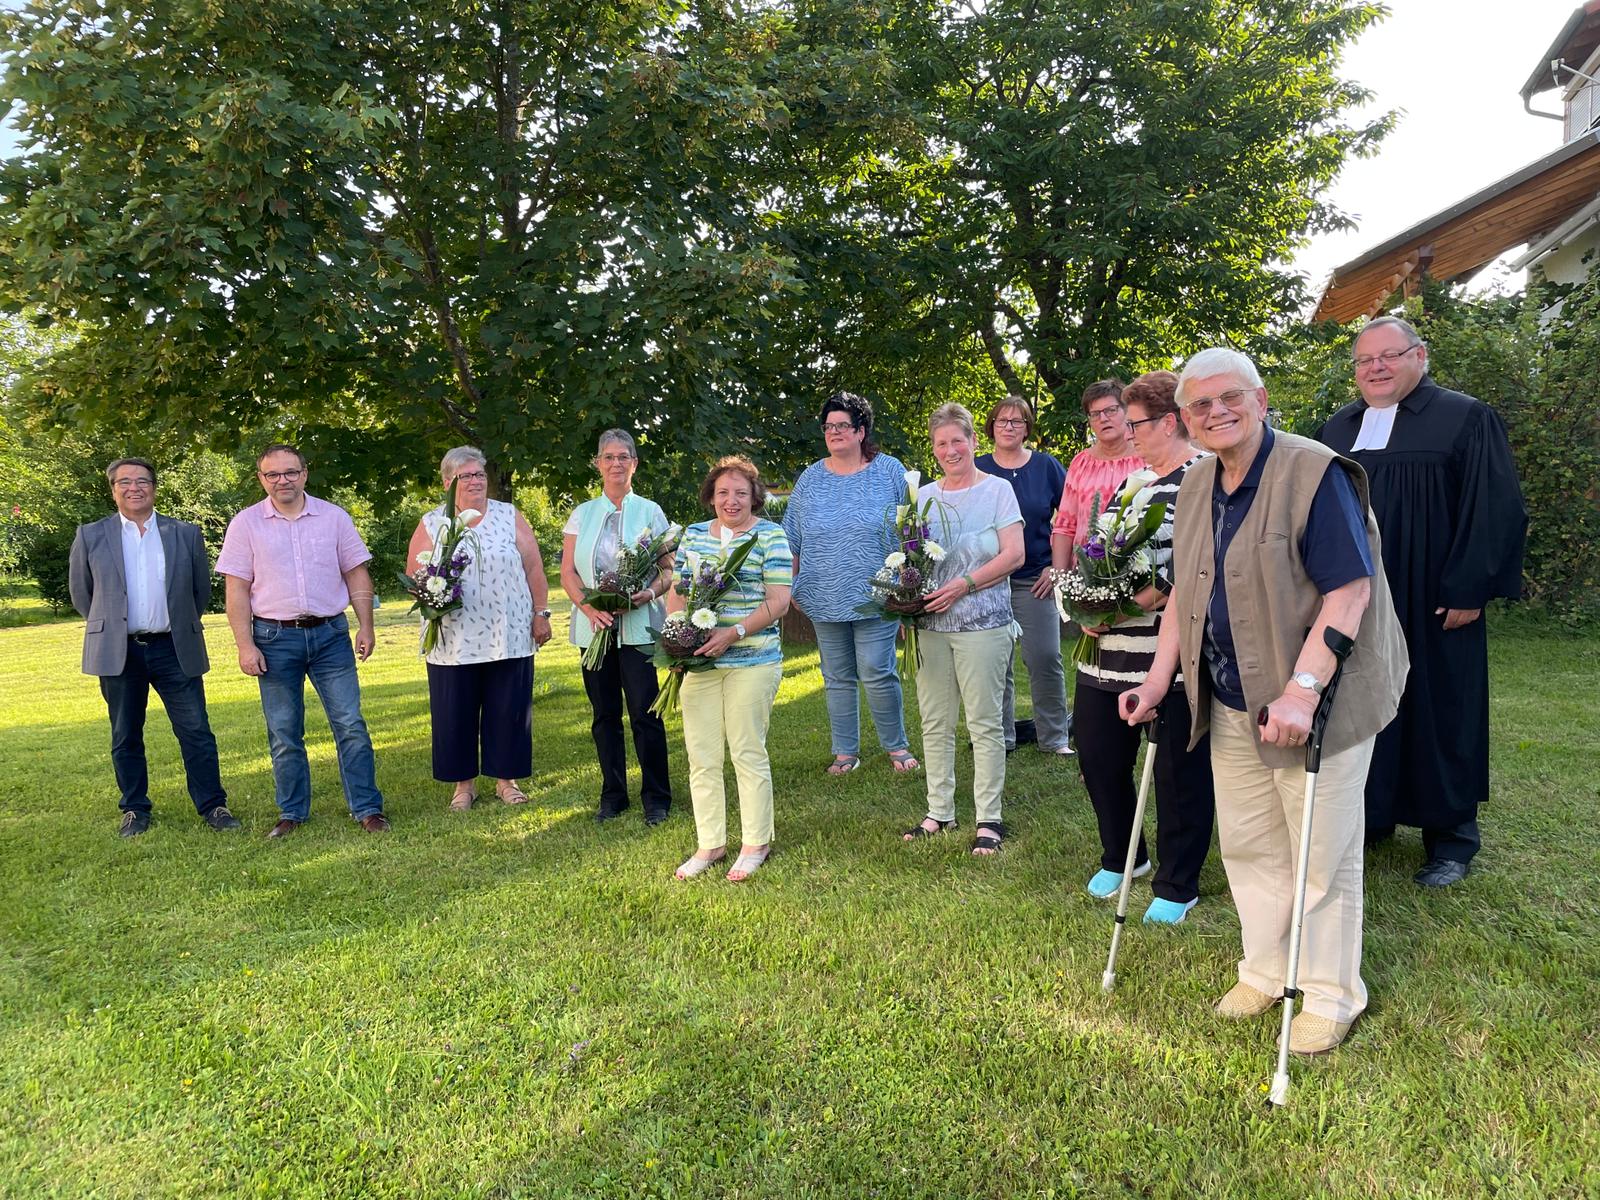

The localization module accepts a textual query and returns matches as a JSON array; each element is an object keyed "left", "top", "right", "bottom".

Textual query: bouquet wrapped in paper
[
  {"left": 578, "top": 523, "right": 683, "bottom": 670},
  {"left": 1053, "top": 470, "right": 1166, "bottom": 666},
  {"left": 397, "top": 477, "right": 481, "bottom": 655},
  {"left": 648, "top": 530, "right": 759, "bottom": 715},
  {"left": 855, "top": 469, "right": 945, "bottom": 679}
]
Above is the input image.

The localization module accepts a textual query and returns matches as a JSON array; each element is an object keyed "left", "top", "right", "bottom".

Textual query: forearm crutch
[
  {"left": 1263, "top": 626, "right": 1356, "bottom": 1109},
  {"left": 1101, "top": 712, "right": 1160, "bottom": 994}
]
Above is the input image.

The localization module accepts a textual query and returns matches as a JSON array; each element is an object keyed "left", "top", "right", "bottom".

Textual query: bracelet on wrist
[{"left": 963, "top": 573, "right": 978, "bottom": 596}]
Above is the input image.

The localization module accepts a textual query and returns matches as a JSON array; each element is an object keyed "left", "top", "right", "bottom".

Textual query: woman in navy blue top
[
  {"left": 783, "top": 392, "right": 918, "bottom": 775},
  {"left": 975, "top": 396, "right": 1072, "bottom": 755}
]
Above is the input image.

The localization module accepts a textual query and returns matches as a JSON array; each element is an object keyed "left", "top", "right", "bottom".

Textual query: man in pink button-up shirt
[{"left": 217, "top": 445, "right": 389, "bottom": 837}]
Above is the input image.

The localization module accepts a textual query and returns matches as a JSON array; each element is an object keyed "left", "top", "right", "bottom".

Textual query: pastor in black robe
[{"left": 1318, "top": 376, "right": 1526, "bottom": 856}]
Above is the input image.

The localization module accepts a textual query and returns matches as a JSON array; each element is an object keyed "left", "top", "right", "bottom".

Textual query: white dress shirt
[{"left": 120, "top": 511, "right": 170, "bottom": 634}]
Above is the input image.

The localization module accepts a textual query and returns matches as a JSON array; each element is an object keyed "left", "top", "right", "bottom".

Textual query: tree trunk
[
  {"left": 488, "top": 459, "right": 515, "bottom": 502},
  {"left": 781, "top": 606, "right": 816, "bottom": 645}
]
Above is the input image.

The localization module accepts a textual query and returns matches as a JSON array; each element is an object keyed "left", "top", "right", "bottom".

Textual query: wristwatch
[
  {"left": 535, "top": 609, "right": 552, "bottom": 619},
  {"left": 734, "top": 622, "right": 748, "bottom": 640},
  {"left": 1290, "top": 671, "right": 1324, "bottom": 695}
]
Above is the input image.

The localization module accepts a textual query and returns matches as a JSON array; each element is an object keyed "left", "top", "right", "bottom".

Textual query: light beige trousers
[
  {"left": 680, "top": 662, "right": 783, "bottom": 850},
  {"left": 915, "top": 626, "right": 1013, "bottom": 828},
  {"left": 1209, "top": 702, "right": 1374, "bottom": 1022}
]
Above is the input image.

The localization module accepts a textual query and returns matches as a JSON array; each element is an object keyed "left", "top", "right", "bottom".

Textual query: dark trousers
[
  {"left": 1422, "top": 819, "right": 1481, "bottom": 864},
  {"left": 583, "top": 643, "right": 672, "bottom": 817},
  {"left": 99, "top": 633, "right": 226, "bottom": 816},
  {"left": 1074, "top": 679, "right": 1216, "bottom": 903},
  {"left": 426, "top": 656, "right": 534, "bottom": 782},
  {"left": 1369, "top": 818, "right": 1481, "bottom": 864}
]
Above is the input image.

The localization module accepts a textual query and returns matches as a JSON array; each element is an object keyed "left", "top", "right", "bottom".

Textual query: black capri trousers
[{"left": 426, "top": 655, "right": 534, "bottom": 782}]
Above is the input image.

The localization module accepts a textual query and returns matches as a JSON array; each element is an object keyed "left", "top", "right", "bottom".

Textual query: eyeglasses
[
  {"left": 112, "top": 478, "right": 154, "bottom": 491},
  {"left": 993, "top": 418, "right": 1028, "bottom": 430},
  {"left": 1182, "top": 388, "right": 1257, "bottom": 419},
  {"left": 1351, "top": 344, "right": 1421, "bottom": 372},
  {"left": 1125, "top": 415, "right": 1166, "bottom": 431},
  {"left": 598, "top": 454, "right": 634, "bottom": 466},
  {"left": 1087, "top": 405, "right": 1125, "bottom": 423},
  {"left": 453, "top": 470, "right": 488, "bottom": 481},
  {"left": 821, "top": 421, "right": 858, "bottom": 434},
  {"left": 259, "top": 469, "right": 304, "bottom": 483}
]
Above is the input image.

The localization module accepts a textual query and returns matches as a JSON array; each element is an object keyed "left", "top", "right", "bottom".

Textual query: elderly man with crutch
[{"left": 1120, "top": 347, "right": 1407, "bottom": 1062}]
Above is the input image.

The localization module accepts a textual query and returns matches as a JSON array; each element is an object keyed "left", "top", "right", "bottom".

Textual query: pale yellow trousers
[
  {"left": 680, "top": 662, "right": 783, "bottom": 850},
  {"left": 1209, "top": 702, "right": 1375, "bottom": 1022},
  {"left": 915, "top": 626, "right": 1013, "bottom": 828}
]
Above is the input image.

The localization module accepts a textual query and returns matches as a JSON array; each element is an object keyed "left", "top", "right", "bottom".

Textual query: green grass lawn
[{"left": 1, "top": 601, "right": 1596, "bottom": 1198}]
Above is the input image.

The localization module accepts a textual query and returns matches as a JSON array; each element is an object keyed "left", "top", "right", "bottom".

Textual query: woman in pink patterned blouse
[{"left": 1049, "top": 379, "right": 1146, "bottom": 571}]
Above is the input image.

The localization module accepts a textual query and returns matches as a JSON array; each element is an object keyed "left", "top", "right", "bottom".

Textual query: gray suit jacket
[{"left": 68, "top": 513, "right": 212, "bottom": 677}]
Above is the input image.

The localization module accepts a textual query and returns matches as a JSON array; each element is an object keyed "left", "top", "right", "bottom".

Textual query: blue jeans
[
  {"left": 100, "top": 633, "right": 227, "bottom": 815},
  {"left": 253, "top": 615, "right": 384, "bottom": 822},
  {"left": 812, "top": 617, "right": 908, "bottom": 758}
]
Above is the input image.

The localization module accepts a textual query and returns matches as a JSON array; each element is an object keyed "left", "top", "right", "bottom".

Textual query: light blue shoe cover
[
  {"left": 1087, "top": 861, "right": 1151, "bottom": 899},
  {"left": 1143, "top": 896, "right": 1198, "bottom": 924}
]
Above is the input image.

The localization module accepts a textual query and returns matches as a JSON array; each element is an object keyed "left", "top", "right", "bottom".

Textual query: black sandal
[
  {"left": 902, "top": 816, "right": 958, "bottom": 840},
  {"left": 971, "top": 822, "right": 1007, "bottom": 855}
]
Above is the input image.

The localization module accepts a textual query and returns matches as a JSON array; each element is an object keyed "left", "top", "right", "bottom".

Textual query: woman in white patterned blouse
[{"left": 405, "top": 447, "right": 552, "bottom": 811}]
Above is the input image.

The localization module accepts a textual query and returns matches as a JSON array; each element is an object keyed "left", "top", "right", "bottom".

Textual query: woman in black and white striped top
[{"left": 1074, "top": 371, "right": 1217, "bottom": 923}]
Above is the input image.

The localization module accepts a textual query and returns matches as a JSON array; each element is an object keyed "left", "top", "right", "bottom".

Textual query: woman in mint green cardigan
[{"left": 559, "top": 430, "right": 675, "bottom": 825}]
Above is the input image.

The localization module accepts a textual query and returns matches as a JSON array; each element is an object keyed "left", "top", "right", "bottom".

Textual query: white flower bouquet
[
  {"left": 1053, "top": 470, "right": 1167, "bottom": 666},
  {"left": 648, "top": 531, "right": 759, "bottom": 715},
  {"left": 397, "top": 477, "right": 480, "bottom": 654}
]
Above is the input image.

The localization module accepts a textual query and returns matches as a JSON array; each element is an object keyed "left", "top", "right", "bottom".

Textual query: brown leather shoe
[
  {"left": 359, "top": 814, "right": 391, "bottom": 833},
  {"left": 266, "top": 818, "right": 300, "bottom": 839}
]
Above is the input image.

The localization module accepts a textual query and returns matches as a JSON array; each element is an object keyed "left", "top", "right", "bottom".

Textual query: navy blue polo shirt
[{"left": 1203, "top": 428, "right": 1374, "bottom": 710}]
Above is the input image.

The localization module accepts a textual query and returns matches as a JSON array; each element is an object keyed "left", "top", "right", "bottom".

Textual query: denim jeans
[
  {"left": 812, "top": 617, "right": 909, "bottom": 758},
  {"left": 253, "top": 614, "right": 384, "bottom": 822},
  {"left": 100, "top": 633, "right": 226, "bottom": 815}
]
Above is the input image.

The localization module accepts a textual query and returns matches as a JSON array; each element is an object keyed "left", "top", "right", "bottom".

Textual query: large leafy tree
[
  {"left": 0, "top": 0, "right": 862, "bottom": 499},
  {"left": 879, "top": 0, "right": 1389, "bottom": 429}
]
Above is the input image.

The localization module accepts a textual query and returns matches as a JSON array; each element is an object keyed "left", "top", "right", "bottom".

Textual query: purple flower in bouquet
[{"left": 1084, "top": 541, "right": 1107, "bottom": 560}]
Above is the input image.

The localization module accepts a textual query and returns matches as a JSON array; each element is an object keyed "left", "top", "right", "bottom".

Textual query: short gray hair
[
  {"left": 928, "top": 402, "right": 975, "bottom": 441},
  {"left": 597, "top": 429, "right": 637, "bottom": 459},
  {"left": 1356, "top": 315, "right": 1424, "bottom": 346},
  {"left": 440, "top": 446, "right": 487, "bottom": 483},
  {"left": 1176, "top": 348, "right": 1263, "bottom": 405}
]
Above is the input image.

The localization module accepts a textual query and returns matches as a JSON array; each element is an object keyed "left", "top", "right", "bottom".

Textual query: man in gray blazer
[{"left": 69, "top": 458, "right": 238, "bottom": 836}]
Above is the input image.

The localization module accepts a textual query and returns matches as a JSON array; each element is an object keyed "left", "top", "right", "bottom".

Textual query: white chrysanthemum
[
  {"left": 414, "top": 549, "right": 435, "bottom": 567},
  {"left": 425, "top": 576, "right": 448, "bottom": 597},
  {"left": 885, "top": 551, "right": 906, "bottom": 569},
  {"left": 690, "top": 608, "right": 717, "bottom": 630},
  {"left": 924, "top": 541, "right": 946, "bottom": 562}
]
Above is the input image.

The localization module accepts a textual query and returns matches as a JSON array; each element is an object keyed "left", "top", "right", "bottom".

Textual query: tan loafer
[
  {"left": 1215, "top": 981, "right": 1278, "bottom": 1019},
  {"left": 1289, "top": 1011, "right": 1355, "bottom": 1055}
]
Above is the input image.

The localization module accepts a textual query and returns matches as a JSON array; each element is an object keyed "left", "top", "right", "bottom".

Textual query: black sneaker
[
  {"left": 203, "top": 806, "right": 243, "bottom": 831},
  {"left": 644, "top": 809, "right": 671, "bottom": 827},
  {"left": 1014, "top": 718, "right": 1038, "bottom": 746},
  {"left": 119, "top": 811, "right": 151, "bottom": 838}
]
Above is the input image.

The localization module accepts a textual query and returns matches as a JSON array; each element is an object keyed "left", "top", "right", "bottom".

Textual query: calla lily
[
  {"left": 904, "top": 469, "right": 921, "bottom": 501},
  {"left": 895, "top": 503, "right": 908, "bottom": 525},
  {"left": 456, "top": 508, "right": 483, "bottom": 525},
  {"left": 1119, "top": 470, "right": 1157, "bottom": 505}
]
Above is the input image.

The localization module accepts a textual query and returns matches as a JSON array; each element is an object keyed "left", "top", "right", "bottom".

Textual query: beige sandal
[
  {"left": 727, "top": 846, "right": 772, "bottom": 883},
  {"left": 675, "top": 851, "right": 727, "bottom": 880},
  {"left": 495, "top": 781, "right": 530, "bottom": 805},
  {"left": 449, "top": 784, "right": 476, "bottom": 812}
]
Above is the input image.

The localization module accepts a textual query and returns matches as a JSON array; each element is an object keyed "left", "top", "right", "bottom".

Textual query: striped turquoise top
[{"left": 672, "top": 519, "right": 793, "bottom": 668}]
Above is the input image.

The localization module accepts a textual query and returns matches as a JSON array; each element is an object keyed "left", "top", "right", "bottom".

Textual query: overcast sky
[
  {"left": 1293, "top": 0, "right": 1587, "bottom": 298},
  {"left": 0, "top": 0, "right": 1588, "bottom": 306}
]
